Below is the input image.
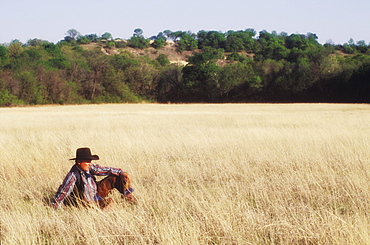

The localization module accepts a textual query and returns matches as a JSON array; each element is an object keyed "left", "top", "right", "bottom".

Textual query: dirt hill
[
  {"left": 82, "top": 41, "right": 350, "bottom": 67},
  {"left": 81, "top": 41, "right": 194, "bottom": 66},
  {"left": 80, "top": 41, "right": 257, "bottom": 67}
]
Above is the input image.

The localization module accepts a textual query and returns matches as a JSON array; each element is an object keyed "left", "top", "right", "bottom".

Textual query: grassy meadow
[{"left": 0, "top": 103, "right": 369, "bottom": 244}]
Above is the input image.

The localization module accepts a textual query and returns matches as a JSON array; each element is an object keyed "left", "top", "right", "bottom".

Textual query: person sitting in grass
[{"left": 52, "top": 147, "right": 136, "bottom": 209}]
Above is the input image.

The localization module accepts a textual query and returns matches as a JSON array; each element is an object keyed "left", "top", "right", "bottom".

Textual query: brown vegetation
[{"left": 1, "top": 103, "right": 370, "bottom": 244}]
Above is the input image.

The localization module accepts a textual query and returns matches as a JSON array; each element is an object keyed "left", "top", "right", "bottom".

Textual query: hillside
[
  {"left": 1, "top": 32, "right": 368, "bottom": 106},
  {"left": 81, "top": 41, "right": 192, "bottom": 66},
  {"left": 80, "top": 41, "right": 351, "bottom": 68},
  {"left": 80, "top": 41, "right": 255, "bottom": 67}
]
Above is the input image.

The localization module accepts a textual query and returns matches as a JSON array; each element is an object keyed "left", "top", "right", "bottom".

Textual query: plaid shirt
[{"left": 53, "top": 164, "right": 122, "bottom": 209}]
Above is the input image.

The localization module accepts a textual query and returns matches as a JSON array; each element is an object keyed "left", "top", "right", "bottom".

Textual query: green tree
[
  {"left": 85, "top": 34, "right": 99, "bottom": 42},
  {"left": 133, "top": 28, "right": 144, "bottom": 37},
  {"left": 42, "top": 42, "right": 63, "bottom": 57},
  {"left": 156, "top": 66, "right": 184, "bottom": 102},
  {"left": 177, "top": 33, "right": 198, "bottom": 52},
  {"left": 127, "top": 36, "right": 150, "bottom": 49},
  {"left": 36, "top": 67, "right": 72, "bottom": 104},
  {"left": 82, "top": 51, "right": 110, "bottom": 100},
  {"left": 94, "top": 66, "right": 140, "bottom": 103},
  {"left": 254, "top": 58, "right": 285, "bottom": 95},
  {"left": 256, "top": 31, "right": 289, "bottom": 60},
  {"left": 356, "top": 40, "right": 368, "bottom": 53},
  {"left": 0, "top": 78, "right": 23, "bottom": 106},
  {"left": 197, "top": 31, "right": 226, "bottom": 49},
  {"left": 151, "top": 33, "right": 167, "bottom": 49},
  {"left": 77, "top": 36, "right": 91, "bottom": 44},
  {"left": 196, "top": 30, "right": 208, "bottom": 46},
  {"left": 318, "top": 55, "right": 342, "bottom": 80},
  {"left": 18, "top": 48, "right": 43, "bottom": 69},
  {"left": 152, "top": 38, "right": 166, "bottom": 49},
  {"left": 156, "top": 54, "right": 170, "bottom": 66},
  {"left": 101, "top": 32, "right": 113, "bottom": 40},
  {"left": 163, "top": 30, "right": 186, "bottom": 41},
  {"left": 282, "top": 58, "right": 315, "bottom": 93},
  {"left": 0, "top": 45, "right": 9, "bottom": 67},
  {"left": 0, "top": 90, "right": 23, "bottom": 106},
  {"left": 111, "top": 51, "right": 139, "bottom": 70},
  {"left": 44, "top": 57, "right": 71, "bottom": 70},
  {"left": 26, "top": 38, "right": 48, "bottom": 47},
  {"left": 221, "top": 56, "right": 263, "bottom": 102},
  {"left": 227, "top": 52, "right": 246, "bottom": 62},
  {"left": 16, "top": 71, "right": 44, "bottom": 104},
  {"left": 8, "top": 41, "right": 23, "bottom": 58},
  {"left": 225, "top": 29, "right": 256, "bottom": 52},
  {"left": 343, "top": 43, "right": 355, "bottom": 54},
  {"left": 123, "top": 62, "right": 158, "bottom": 100},
  {"left": 163, "top": 30, "right": 173, "bottom": 40},
  {"left": 66, "top": 29, "right": 80, "bottom": 40},
  {"left": 182, "top": 51, "right": 220, "bottom": 101}
]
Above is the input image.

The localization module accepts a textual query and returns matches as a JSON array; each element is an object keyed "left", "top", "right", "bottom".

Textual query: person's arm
[
  {"left": 90, "top": 164, "right": 123, "bottom": 176},
  {"left": 91, "top": 165, "right": 135, "bottom": 198},
  {"left": 52, "top": 172, "right": 77, "bottom": 209}
]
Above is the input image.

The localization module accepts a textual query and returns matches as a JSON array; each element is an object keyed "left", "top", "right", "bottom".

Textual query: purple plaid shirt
[{"left": 53, "top": 164, "right": 122, "bottom": 209}]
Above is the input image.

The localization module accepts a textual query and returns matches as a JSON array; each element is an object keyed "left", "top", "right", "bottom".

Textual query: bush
[
  {"left": 106, "top": 42, "right": 115, "bottom": 49},
  {"left": 115, "top": 41, "right": 127, "bottom": 48},
  {"left": 127, "top": 37, "right": 150, "bottom": 49},
  {"left": 77, "top": 36, "right": 91, "bottom": 44},
  {"left": 156, "top": 54, "right": 170, "bottom": 66},
  {"left": 227, "top": 52, "right": 246, "bottom": 62},
  {"left": 0, "top": 90, "right": 23, "bottom": 106},
  {"left": 151, "top": 38, "right": 166, "bottom": 49}
]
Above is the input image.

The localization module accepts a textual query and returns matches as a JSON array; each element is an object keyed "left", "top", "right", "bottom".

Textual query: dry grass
[{"left": 0, "top": 103, "right": 369, "bottom": 245}]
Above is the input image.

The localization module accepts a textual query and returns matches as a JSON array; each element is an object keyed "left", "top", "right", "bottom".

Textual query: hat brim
[{"left": 69, "top": 155, "right": 100, "bottom": 161}]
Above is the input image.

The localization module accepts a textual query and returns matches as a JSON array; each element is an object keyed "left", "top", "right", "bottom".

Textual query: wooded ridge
[{"left": 0, "top": 29, "right": 369, "bottom": 106}]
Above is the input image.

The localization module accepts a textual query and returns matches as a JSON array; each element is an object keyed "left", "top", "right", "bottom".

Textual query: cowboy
[{"left": 52, "top": 147, "right": 136, "bottom": 209}]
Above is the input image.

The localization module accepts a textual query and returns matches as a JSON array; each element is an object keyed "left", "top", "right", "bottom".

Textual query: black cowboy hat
[{"left": 69, "top": 147, "right": 100, "bottom": 161}]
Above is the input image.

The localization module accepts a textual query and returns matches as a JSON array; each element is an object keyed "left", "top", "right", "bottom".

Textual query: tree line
[{"left": 0, "top": 28, "right": 369, "bottom": 106}]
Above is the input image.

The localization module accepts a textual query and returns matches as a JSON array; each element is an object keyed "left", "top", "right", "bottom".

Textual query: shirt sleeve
[
  {"left": 52, "top": 172, "right": 77, "bottom": 209},
  {"left": 89, "top": 164, "right": 123, "bottom": 176}
]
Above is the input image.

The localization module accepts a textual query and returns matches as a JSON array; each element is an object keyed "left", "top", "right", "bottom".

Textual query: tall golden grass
[{"left": 0, "top": 103, "right": 369, "bottom": 244}]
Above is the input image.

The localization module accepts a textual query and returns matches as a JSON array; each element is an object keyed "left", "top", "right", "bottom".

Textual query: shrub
[
  {"left": 156, "top": 54, "right": 170, "bottom": 66},
  {"left": 0, "top": 90, "right": 23, "bottom": 106}
]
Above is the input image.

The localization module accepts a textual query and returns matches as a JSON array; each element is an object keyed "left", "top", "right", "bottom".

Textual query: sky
[{"left": 1, "top": 0, "right": 369, "bottom": 45}]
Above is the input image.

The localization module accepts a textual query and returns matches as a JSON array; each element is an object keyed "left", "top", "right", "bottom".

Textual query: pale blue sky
[{"left": 1, "top": 0, "right": 369, "bottom": 45}]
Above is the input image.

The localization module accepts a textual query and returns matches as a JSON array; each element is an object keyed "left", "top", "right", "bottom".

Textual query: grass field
[{"left": 1, "top": 103, "right": 369, "bottom": 244}]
